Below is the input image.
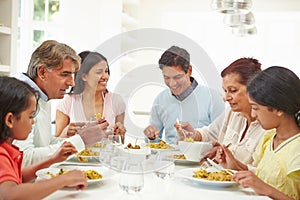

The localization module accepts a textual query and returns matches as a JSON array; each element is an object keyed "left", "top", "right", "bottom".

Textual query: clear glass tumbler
[{"left": 119, "top": 160, "right": 144, "bottom": 193}]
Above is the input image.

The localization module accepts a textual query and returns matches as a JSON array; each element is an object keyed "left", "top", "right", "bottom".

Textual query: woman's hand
[
  {"left": 113, "top": 122, "right": 126, "bottom": 136},
  {"left": 60, "top": 122, "right": 86, "bottom": 138},
  {"left": 202, "top": 141, "right": 220, "bottom": 160},
  {"left": 96, "top": 118, "right": 109, "bottom": 130}
]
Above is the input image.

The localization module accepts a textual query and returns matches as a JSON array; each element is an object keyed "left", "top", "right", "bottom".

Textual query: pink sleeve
[
  {"left": 56, "top": 94, "right": 72, "bottom": 116},
  {"left": 111, "top": 93, "right": 126, "bottom": 115}
]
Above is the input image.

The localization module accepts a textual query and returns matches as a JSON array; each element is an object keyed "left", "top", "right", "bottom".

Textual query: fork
[
  {"left": 205, "top": 158, "right": 234, "bottom": 176},
  {"left": 200, "top": 158, "right": 234, "bottom": 176},
  {"left": 200, "top": 143, "right": 232, "bottom": 170},
  {"left": 176, "top": 118, "right": 186, "bottom": 138},
  {"left": 176, "top": 118, "right": 193, "bottom": 140}
]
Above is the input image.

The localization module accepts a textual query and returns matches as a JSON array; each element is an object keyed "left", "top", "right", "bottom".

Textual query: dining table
[{"left": 40, "top": 149, "right": 271, "bottom": 200}]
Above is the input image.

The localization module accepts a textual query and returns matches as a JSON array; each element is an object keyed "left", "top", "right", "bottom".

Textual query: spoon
[{"left": 176, "top": 118, "right": 187, "bottom": 139}]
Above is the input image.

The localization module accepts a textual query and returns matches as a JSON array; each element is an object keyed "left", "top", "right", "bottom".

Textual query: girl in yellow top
[{"left": 218, "top": 66, "right": 300, "bottom": 200}]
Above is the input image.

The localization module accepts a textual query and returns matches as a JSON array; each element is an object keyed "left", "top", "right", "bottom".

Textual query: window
[{"left": 17, "top": 0, "right": 61, "bottom": 75}]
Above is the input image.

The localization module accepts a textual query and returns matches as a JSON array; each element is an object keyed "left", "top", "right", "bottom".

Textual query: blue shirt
[{"left": 150, "top": 78, "right": 225, "bottom": 144}]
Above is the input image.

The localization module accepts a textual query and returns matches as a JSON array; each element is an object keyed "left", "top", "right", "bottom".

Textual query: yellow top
[{"left": 253, "top": 129, "right": 300, "bottom": 199}]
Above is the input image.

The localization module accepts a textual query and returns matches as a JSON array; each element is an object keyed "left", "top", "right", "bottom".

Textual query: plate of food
[
  {"left": 149, "top": 140, "right": 178, "bottom": 151},
  {"left": 172, "top": 154, "right": 199, "bottom": 165},
  {"left": 176, "top": 167, "right": 237, "bottom": 187},
  {"left": 36, "top": 166, "right": 113, "bottom": 184},
  {"left": 67, "top": 148, "right": 100, "bottom": 163}
]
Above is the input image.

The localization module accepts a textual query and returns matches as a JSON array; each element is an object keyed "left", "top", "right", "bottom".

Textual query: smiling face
[
  {"left": 162, "top": 65, "right": 192, "bottom": 95},
  {"left": 9, "top": 95, "right": 37, "bottom": 140},
  {"left": 83, "top": 60, "right": 109, "bottom": 92},
  {"left": 38, "top": 58, "right": 76, "bottom": 99},
  {"left": 222, "top": 73, "right": 251, "bottom": 112}
]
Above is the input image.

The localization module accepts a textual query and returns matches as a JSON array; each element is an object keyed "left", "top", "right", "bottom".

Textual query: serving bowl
[
  {"left": 178, "top": 141, "right": 213, "bottom": 161},
  {"left": 117, "top": 144, "right": 151, "bottom": 161}
]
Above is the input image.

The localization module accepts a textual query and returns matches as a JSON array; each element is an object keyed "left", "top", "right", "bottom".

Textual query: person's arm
[
  {"left": 144, "top": 125, "right": 160, "bottom": 140},
  {"left": 14, "top": 119, "right": 109, "bottom": 168},
  {"left": 55, "top": 109, "right": 70, "bottom": 137},
  {"left": 0, "top": 171, "right": 87, "bottom": 200},
  {"left": 115, "top": 112, "right": 125, "bottom": 124},
  {"left": 175, "top": 122, "right": 202, "bottom": 141},
  {"left": 77, "top": 119, "right": 110, "bottom": 147},
  {"left": 217, "top": 144, "right": 248, "bottom": 170},
  {"left": 114, "top": 93, "right": 126, "bottom": 132},
  {"left": 195, "top": 110, "right": 226, "bottom": 142},
  {"left": 113, "top": 93, "right": 126, "bottom": 125},
  {"left": 147, "top": 97, "right": 164, "bottom": 140},
  {"left": 233, "top": 171, "right": 294, "bottom": 200},
  {"left": 22, "top": 142, "right": 77, "bottom": 182},
  {"left": 13, "top": 129, "right": 63, "bottom": 167},
  {"left": 114, "top": 112, "right": 126, "bottom": 136}
]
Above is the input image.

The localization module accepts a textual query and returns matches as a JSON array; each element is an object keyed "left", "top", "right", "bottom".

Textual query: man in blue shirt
[{"left": 144, "top": 46, "right": 225, "bottom": 144}]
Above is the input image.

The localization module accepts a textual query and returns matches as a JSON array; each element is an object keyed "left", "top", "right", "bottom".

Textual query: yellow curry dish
[
  {"left": 193, "top": 169, "right": 233, "bottom": 182},
  {"left": 173, "top": 154, "right": 186, "bottom": 160},
  {"left": 76, "top": 148, "right": 100, "bottom": 162},
  {"left": 149, "top": 140, "right": 174, "bottom": 149},
  {"left": 46, "top": 168, "right": 103, "bottom": 180}
]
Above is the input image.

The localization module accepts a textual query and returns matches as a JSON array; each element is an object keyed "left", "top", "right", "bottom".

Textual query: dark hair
[
  {"left": 0, "top": 76, "right": 39, "bottom": 143},
  {"left": 247, "top": 66, "right": 300, "bottom": 127},
  {"left": 221, "top": 57, "right": 262, "bottom": 85},
  {"left": 158, "top": 45, "right": 190, "bottom": 73},
  {"left": 71, "top": 51, "right": 109, "bottom": 94}
]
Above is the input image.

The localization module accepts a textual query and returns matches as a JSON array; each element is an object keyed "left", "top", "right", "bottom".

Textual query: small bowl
[
  {"left": 178, "top": 141, "right": 212, "bottom": 161},
  {"left": 117, "top": 145, "right": 151, "bottom": 161}
]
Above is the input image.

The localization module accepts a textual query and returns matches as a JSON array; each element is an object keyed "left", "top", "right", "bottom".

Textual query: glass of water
[
  {"left": 119, "top": 160, "right": 144, "bottom": 193},
  {"left": 153, "top": 151, "right": 175, "bottom": 180}
]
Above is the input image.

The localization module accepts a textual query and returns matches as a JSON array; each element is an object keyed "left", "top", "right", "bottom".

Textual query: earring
[{"left": 295, "top": 110, "right": 300, "bottom": 127}]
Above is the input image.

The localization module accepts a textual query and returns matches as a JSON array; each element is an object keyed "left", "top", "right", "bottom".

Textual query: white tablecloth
[{"left": 43, "top": 163, "right": 271, "bottom": 200}]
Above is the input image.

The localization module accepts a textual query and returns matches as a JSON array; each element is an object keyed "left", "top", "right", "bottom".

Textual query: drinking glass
[
  {"left": 105, "top": 134, "right": 122, "bottom": 157},
  {"left": 119, "top": 160, "right": 144, "bottom": 193},
  {"left": 108, "top": 135, "right": 122, "bottom": 146},
  {"left": 98, "top": 138, "right": 112, "bottom": 164},
  {"left": 154, "top": 151, "right": 175, "bottom": 180}
]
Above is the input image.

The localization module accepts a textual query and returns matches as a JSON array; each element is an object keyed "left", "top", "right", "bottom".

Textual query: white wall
[
  {"left": 59, "top": 0, "right": 122, "bottom": 52},
  {"left": 136, "top": 0, "right": 300, "bottom": 77},
  {"left": 115, "top": 0, "right": 300, "bottom": 131},
  {"left": 22, "top": 0, "right": 300, "bottom": 130}
]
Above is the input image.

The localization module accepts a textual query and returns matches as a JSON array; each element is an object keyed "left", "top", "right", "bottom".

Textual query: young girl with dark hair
[{"left": 0, "top": 76, "right": 87, "bottom": 199}]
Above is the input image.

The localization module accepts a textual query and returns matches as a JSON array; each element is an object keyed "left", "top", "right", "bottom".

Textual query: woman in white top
[
  {"left": 177, "top": 57, "right": 265, "bottom": 166},
  {"left": 56, "top": 51, "right": 126, "bottom": 138}
]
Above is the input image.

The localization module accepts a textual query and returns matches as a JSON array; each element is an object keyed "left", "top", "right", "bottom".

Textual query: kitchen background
[{"left": 1, "top": 0, "right": 299, "bottom": 134}]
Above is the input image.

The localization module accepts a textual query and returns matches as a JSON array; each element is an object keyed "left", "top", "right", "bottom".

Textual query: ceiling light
[
  {"left": 211, "top": 0, "right": 252, "bottom": 14},
  {"left": 223, "top": 12, "right": 255, "bottom": 27},
  {"left": 232, "top": 25, "right": 257, "bottom": 36}
]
